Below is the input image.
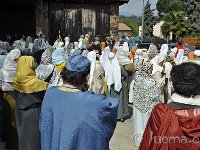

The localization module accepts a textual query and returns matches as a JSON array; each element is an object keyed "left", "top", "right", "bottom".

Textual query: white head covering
[
  {"left": 135, "top": 49, "right": 143, "bottom": 59},
  {"left": 105, "top": 52, "right": 122, "bottom": 92},
  {"left": 64, "top": 37, "right": 70, "bottom": 47},
  {"left": 58, "top": 42, "right": 64, "bottom": 48},
  {"left": 78, "top": 35, "right": 84, "bottom": 49},
  {"left": 85, "top": 34, "right": 90, "bottom": 39},
  {"left": 194, "top": 50, "right": 200, "bottom": 57},
  {"left": 52, "top": 47, "right": 66, "bottom": 65},
  {"left": 100, "top": 46, "right": 110, "bottom": 71},
  {"left": 0, "top": 49, "right": 21, "bottom": 82},
  {"left": 160, "top": 44, "right": 169, "bottom": 55},
  {"left": 0, "top": 55, "right": 6, "bottom": 69},
  {"left": 87, "top": 51, "right": 97, "bottom": 89},
  {"left": 36, "top": 64, "right": 54, "bottom": 81},
  {"left": 82, "top": 50, "right": 89, "bottom": 57},
  {"left": 151, "top": 51, "right": 166, "bottom": 75},
  {"left": 123, "top": 42, "right": 129, "bottom": 53},
  {"left": 70, "top": 49, "right": 75, "bottom": 56},
  {"left": 116, "top": 46, "right": 132, "bottom": 65},
  {"left": 157, "top": 51, "right": 167, "bottom": 64},
  {"left": 74, "top": 42, "right": 79, "bottom": 50}
]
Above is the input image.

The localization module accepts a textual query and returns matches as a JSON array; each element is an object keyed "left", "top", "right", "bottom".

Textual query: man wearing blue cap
[{"left": 40, "top": 55, "right": 119, "bottom": 150}]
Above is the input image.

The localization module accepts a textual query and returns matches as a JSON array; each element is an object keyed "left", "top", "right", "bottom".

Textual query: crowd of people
[{"left": 0, "top": 33, "right": 200, "bottom": 150}]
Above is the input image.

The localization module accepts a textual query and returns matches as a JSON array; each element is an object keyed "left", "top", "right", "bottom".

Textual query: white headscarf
[
  {"left": 0, "top": 55, "right": 6, "bottom": 69},
  {"left": 52, "top": 47, "right": 66, "bottom": 65},
  {"left": 116, "top": 46, "right": 133, "bottom": 65},
  {"left": 74, "top": 42, "right": 79, "bottom": 50},
  {"left": 87, "top": 51, "right": 97, "bottom": 88},
  {"left": 105, "top": 52, "right": 122, "bottom": 92},
  {"left": 194, "top": 50, "right": 200, "bottom": 57},
  {"left": 151, "top": 51, "right": 167, "bottom": 75},
  {"left": 36, "top": 64, "right": 54, "bottom": 81},
  {"left": 123, "top": 42, "right": 129, "bottom": 53},
  {"left": 64, "top": 37, "right": 70, "bottom": 47},
  {"left": 36, "top": 49, "right": 55, "bottom": 81},
  {"left": 135, "top": 49, "right": 143, "bottom": 59},
  {"left": 160, "top": 44, "right": 168, "bottom": 55},
  {"left": 0, "top": 49, "right": 21, "bottom": 82}
]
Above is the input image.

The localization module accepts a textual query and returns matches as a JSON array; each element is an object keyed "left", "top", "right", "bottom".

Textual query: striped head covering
[{"left": 41, "top": 50, "right": 52, "bottom": 65}]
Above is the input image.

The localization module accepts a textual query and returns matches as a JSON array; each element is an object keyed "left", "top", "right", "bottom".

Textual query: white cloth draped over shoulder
[{"left": 105, "top": 52, "right": 122, "bottom": 92}]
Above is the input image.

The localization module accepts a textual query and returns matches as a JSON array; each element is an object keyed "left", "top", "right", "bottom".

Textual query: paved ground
[
  {"left": 0, "top": 105, "right": 138, "bottom": 150},
  {"left": 110, "top": 105, "right": 138, "bottom": 150}
]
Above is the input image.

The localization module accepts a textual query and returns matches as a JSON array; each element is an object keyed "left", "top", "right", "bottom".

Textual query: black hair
[
  {"left": 61, "top": 67, "right": 90, "bottom": 92},
  {"left": 171, "top": 62, "right": 200, "bottom": 97},
  {"left": 177, "top": 39, "right": 183, "bottom": 46},
  {"left": 195, "top": 42, "right": 200, "bottom": 50}
]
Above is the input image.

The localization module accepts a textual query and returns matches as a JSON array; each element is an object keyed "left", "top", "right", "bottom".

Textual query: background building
[
  {"left": 0, "top": 0, "right": 128, "bottom": 43},
  {"left": 118, "top": 23, "right": 132, "bottom": 36}
]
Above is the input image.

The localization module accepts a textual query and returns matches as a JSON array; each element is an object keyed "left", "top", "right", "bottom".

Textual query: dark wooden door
[
  {"left": 0, "top": 4, "right": 36, "bottom": 41},
  {"left": 48, "top": 3, "right": 110, "bottom": 44}
]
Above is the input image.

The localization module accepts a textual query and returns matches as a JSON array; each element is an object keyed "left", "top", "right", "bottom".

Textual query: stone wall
[{"left": 110, "top": 3, "right": 119, "bottom": 36}]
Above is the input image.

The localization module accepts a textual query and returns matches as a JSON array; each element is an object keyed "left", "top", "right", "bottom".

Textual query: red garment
[
  {"left": 139, "top": 103, "right": 200, "bottom": 150},
  {"left": 175, "top": 45, "right": 184, "bottom": 58}
]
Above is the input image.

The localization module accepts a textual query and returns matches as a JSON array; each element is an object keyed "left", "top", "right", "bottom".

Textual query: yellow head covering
[
  {"left": 56, "top": 61, "right": 66, "bottom": 72},
  {"left": 13, "top": 56, "right": 48, "bottom": 93},
  {"left": 101, "top": 42, "right": 106, "bottom": 50}
]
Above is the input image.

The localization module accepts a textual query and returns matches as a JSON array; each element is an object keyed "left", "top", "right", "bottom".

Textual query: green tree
[
  {"left": 185, "top": 0, "right": 200, "bottom": 37},
  {"left": 143, "top": 0, "right": 156, "bottom": 37},
  {"left": 161, "top": 11, "right": 188, "bottom": 41},
  {"left": 156, "top": 0, "right": 185, "bottom": 17}
]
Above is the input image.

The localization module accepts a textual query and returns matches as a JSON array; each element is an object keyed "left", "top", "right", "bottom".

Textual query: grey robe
[
  {"left": 14, "top": 90, "right": 45, "bottom": 150},
  {"left": 107, "top": 65, "right": 129, "bottom": 119}
]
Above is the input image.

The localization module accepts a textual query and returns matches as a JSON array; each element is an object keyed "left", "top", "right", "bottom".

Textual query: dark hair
[
  {"left": 61, "top": 67, "right": 90, "bottom": 92},
  {"left": 195, "top": 42, "right": 200, "bottom": 50},
  {"left": 171, "top": 62, "right": 200, "bottom": 97},
  {"left": 177, "top": 39, "right": 183, "bottom": 46}
]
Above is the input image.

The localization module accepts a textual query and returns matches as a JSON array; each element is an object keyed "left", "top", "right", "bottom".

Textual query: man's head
[
  {"left": 171, "top": 62, "right": 200, "bottom": 97},
  {"left": 61, "top": 55, "right": 91, "bottom": 91}
]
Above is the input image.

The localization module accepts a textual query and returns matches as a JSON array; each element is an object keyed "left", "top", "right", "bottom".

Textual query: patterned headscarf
[
  {"left": 25, "top": 36, "right": 32, "bottom": 48},
  {"left": 41, "top": 50, "right": 52, "bottom": 65},
  {"left": 148, "top": 45, "right": 158, "bottom": 57},
  {"left": 133, "top": 58, "right": 162, "bottom": 113}
]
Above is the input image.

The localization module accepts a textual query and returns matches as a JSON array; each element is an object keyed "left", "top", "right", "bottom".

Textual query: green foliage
[
  {"left": 185, "top": 0, "right": 200, "bottom": 36},
  {"left": 161, "top": 11, "right": 189, "bottom": 40},
  {"left": 119, "top": 16, "right": 139, "bottom": 37},
  {"left": 143, "top": 0, "right": 156, "bottom": 37},
  {"left": 156, "top": 0, "right": 185, "bottom": 17}
]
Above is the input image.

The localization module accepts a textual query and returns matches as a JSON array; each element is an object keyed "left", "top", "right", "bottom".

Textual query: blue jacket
[{"left": 40, "top": 86, "right": 119, "bottom": 150}]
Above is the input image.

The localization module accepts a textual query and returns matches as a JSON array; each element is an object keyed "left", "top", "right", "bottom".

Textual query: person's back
[
  {"left": 139, "top": 62, "right": 200, "bottom": 150},
  {"left": 40, "top": 55, "right": 119, "bottom": 150}
]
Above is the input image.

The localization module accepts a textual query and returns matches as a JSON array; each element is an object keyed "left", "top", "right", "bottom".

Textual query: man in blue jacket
[{"left": 40, "top": 55, "right": 119, "bottom": 150}]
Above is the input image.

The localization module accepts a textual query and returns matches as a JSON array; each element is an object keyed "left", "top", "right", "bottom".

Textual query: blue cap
[{"left": 66, "top": 55, "right": 91, "bottom": 72}]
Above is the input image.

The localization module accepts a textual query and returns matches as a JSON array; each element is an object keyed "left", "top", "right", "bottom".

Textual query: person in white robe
[{"left": 87, "top": 51, "right": 104, "bottom": 94}]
